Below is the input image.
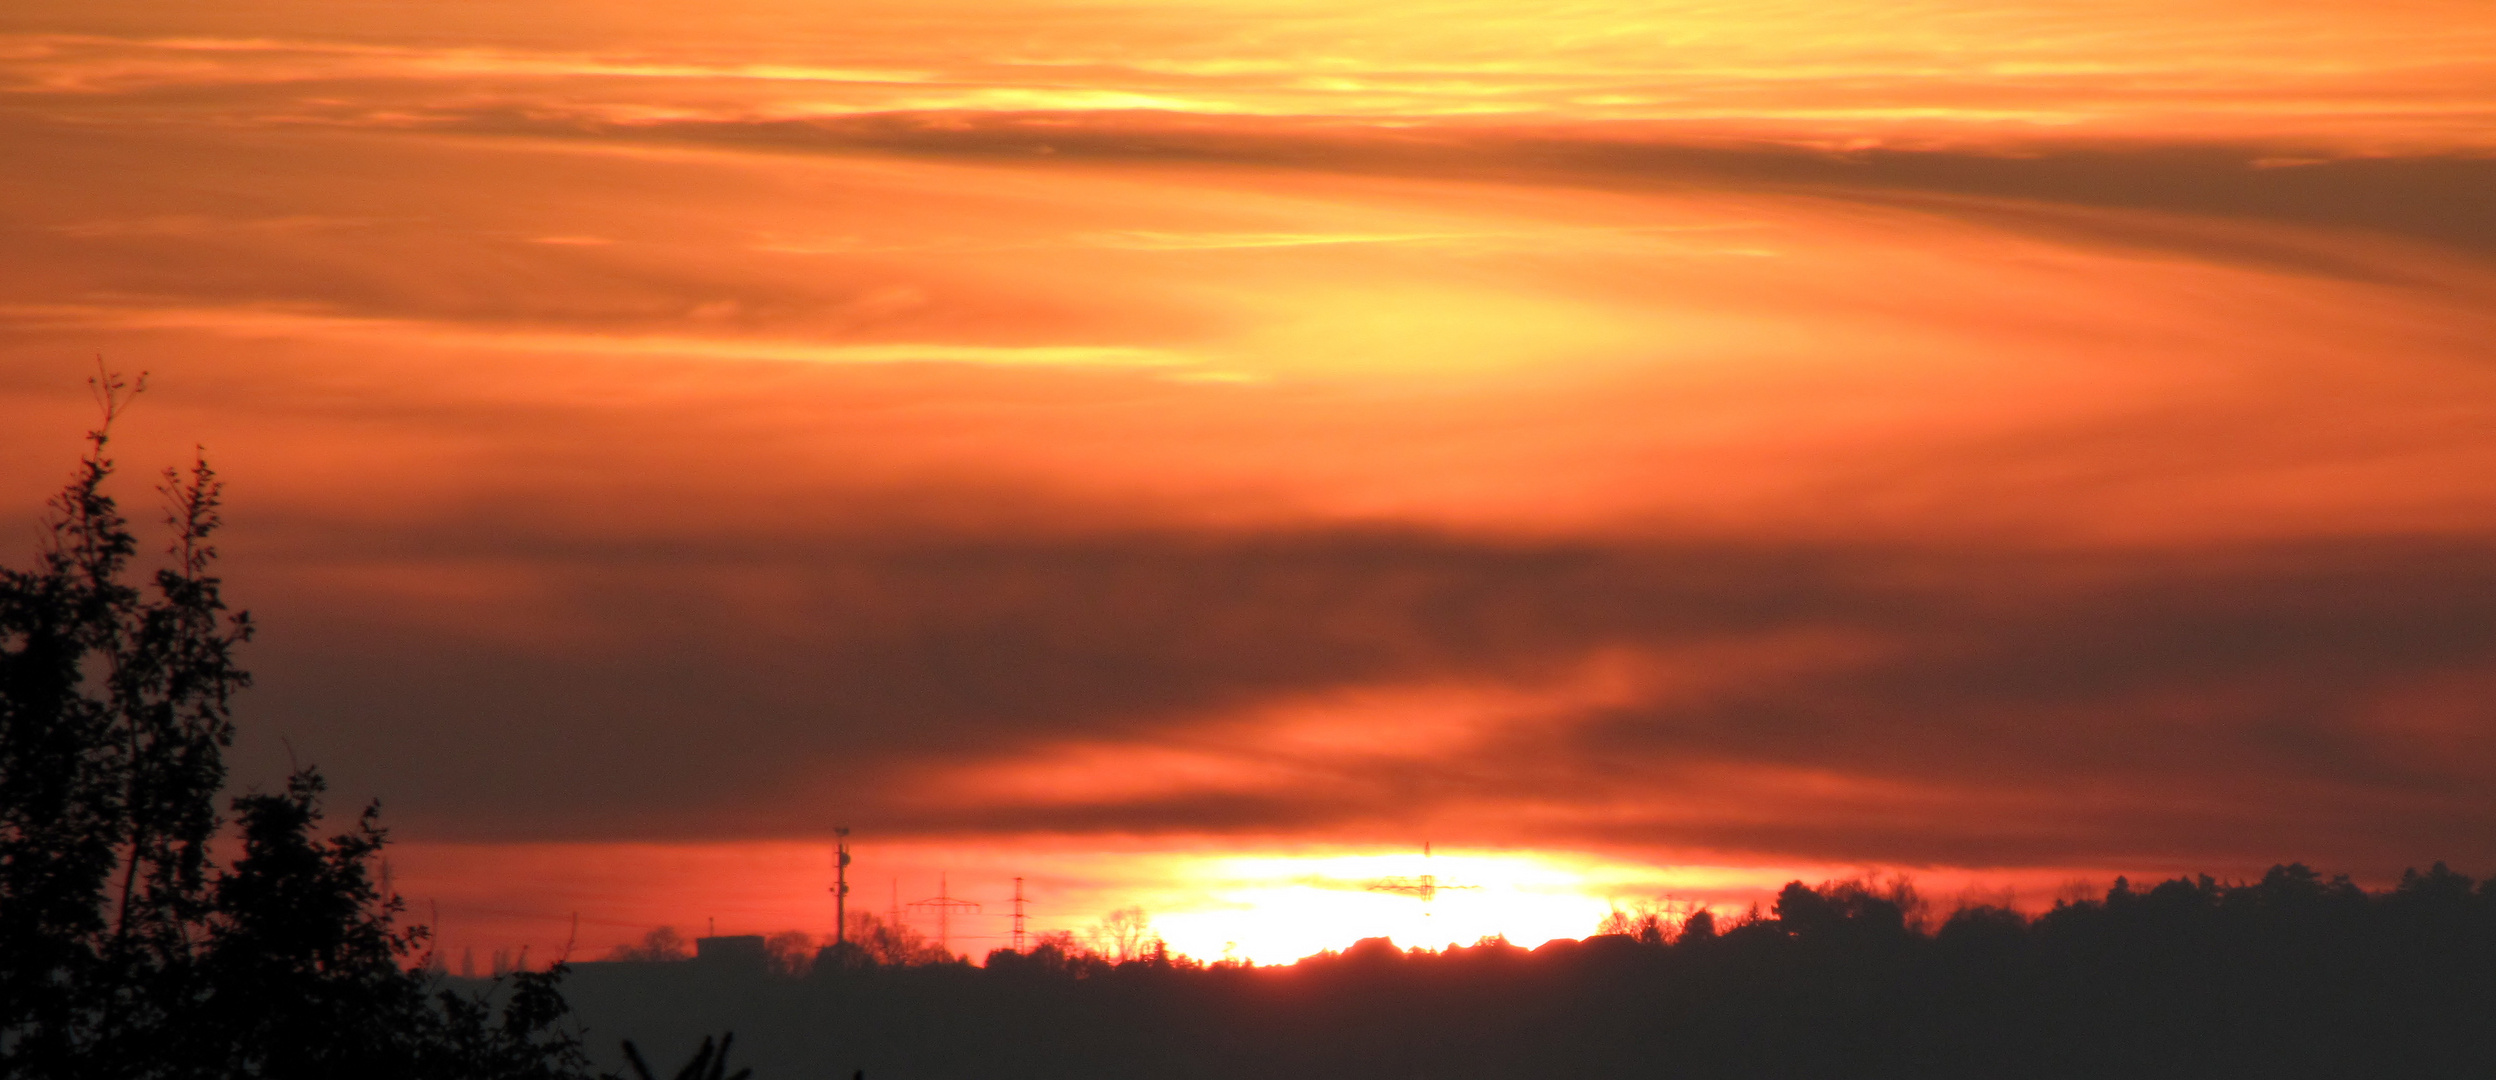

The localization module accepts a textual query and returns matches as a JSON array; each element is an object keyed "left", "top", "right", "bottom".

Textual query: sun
[{"left": 1133, "top": 847, "right": 1674, "bottom": 965}]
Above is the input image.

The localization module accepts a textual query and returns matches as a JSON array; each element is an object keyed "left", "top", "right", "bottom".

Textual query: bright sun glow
[{"left": 1144, "top": 849, "right": 1644, "bottom": 963}]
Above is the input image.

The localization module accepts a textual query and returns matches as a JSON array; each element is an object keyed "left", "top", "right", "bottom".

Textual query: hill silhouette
[{"left": 551, "top": 864, "right": 2496, "bottom": 1080}]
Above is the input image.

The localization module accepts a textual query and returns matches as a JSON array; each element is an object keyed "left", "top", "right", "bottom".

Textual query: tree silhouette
[
  {"left": 2, "top": 370, "right": 253, "bottom": 1075},
  {"left": 1083, "top": 906, "right": 1161, "bottom": 965},
  {"left": 762, "top": 932, "right": 817, "bottom": 977},
  {"left": 0, "top": 374, "right": 600, "bottom": 1080},
  {"left": 823, "top": 911, "right": 955, "bottom": 968}
]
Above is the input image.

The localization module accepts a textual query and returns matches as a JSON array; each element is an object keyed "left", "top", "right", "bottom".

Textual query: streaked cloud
[
  {"left": 7, "top": 0, "right": 2493, "bottom": 139},
  {"left": 0, "top": 304, "right": 1199, "bottom": 372}
]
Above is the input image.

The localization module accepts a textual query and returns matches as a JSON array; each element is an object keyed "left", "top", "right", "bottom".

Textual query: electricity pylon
[
  {"left": 908, "top": 873, "right": 982, "bottom": 955},
  {"left": 1011, "top": 877, "right": 1028, "bottom": 953},
  {"left": 1366, "top": 842, "right": 1476, "bottom": 915}
]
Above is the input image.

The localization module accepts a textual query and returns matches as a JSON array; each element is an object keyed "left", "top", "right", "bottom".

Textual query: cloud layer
[
  {"left": 5, "top": 0, "right": 2496, "bottom": 927},
  {"left": 215, "top": 513, "right": 2496, "bottom": 875}
]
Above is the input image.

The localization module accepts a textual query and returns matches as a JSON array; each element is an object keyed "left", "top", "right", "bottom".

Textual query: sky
[{"left": 3, "top": 0, "right": 2494, "bottom": 965}]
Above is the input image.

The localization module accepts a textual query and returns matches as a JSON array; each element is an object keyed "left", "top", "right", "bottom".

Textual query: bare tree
[
  {"left": 1084, "top": 907, "right": 1163, "bottom": 965},
  {"left": 833, "top": 911, "right": 954, "bottom": 967}
]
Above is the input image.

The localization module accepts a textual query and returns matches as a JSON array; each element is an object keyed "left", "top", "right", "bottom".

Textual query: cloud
[
  {"left": 497, "top": 113, "right": 2496, "bottom": 264},
  {"left": 10, "top": 14, "right": 2496, "bottom": 272},
  {"left": 11, "top": 0, "right": 2495, "bottom": 139},
  {"left": 0, "top": 304, "right": 1199, "bottom": 372},
  {"left": 217, "top": 508, "right": 2496, "bottom": 875}
]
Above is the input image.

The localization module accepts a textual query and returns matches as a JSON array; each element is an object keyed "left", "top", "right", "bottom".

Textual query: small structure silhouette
[{"left": 694, "top": 934, "right": 768, "bottom": 974}]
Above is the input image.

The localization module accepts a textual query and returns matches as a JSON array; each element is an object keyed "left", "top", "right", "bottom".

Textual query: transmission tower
[
  {"left": 831, "top": 827, "right": 851, "bottom": 948},
  {"left": 908, "top": 873, "right": 982, "bottom": 955},
  {"left": 1366, "top": 842, "right": 1477, "bottom": 915},
  {"left": 1011, "top": 877, "right": 1028, "bottom": 953}
]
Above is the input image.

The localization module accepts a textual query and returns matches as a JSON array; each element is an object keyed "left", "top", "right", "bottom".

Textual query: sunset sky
[{"left": 3, "top": 0, "right": 2494, "bottom": 964}]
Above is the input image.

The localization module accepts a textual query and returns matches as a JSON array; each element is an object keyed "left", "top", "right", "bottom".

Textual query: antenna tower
[
  {"left": 908, "top": 873, "right": 982, "bottom": 956},
  {"left": 1365, "top": 841, "right": 1477, "bottom": 916},
  {"left": 832, "top": 827, "right": 852, "bottom": 948},
  {"left": 1011, "top": 877, "right": 1028, "bottom": 953}
]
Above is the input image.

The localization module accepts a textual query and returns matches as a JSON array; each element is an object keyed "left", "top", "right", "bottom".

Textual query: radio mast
[{"left": 831, "top": 827, "right": 851, "bottom": 948}]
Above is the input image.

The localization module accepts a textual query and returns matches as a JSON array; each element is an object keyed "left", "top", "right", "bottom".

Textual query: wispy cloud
[
  {"left": 0, "top": 303, "right": 1199, "bottom": 371},
  {"left": 7, "top": 1, "right": 2493, "bottom": 141}
]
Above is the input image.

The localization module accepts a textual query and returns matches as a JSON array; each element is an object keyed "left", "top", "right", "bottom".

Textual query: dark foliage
[
  {"left": 1, "top": 373, "right": 241, "bottom": 1074},
  {"left": 0, "top": 379, "right": 598, "bottom": 1080}
]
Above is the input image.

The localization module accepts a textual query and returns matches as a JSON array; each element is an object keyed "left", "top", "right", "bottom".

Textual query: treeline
[{"left": 559, "top": 865, "right": 2496, "bottom": 1079}]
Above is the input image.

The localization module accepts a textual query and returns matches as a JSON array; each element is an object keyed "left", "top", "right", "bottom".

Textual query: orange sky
[{"left": 4, "top": 0, "right": 2495, "bottom": 964}]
